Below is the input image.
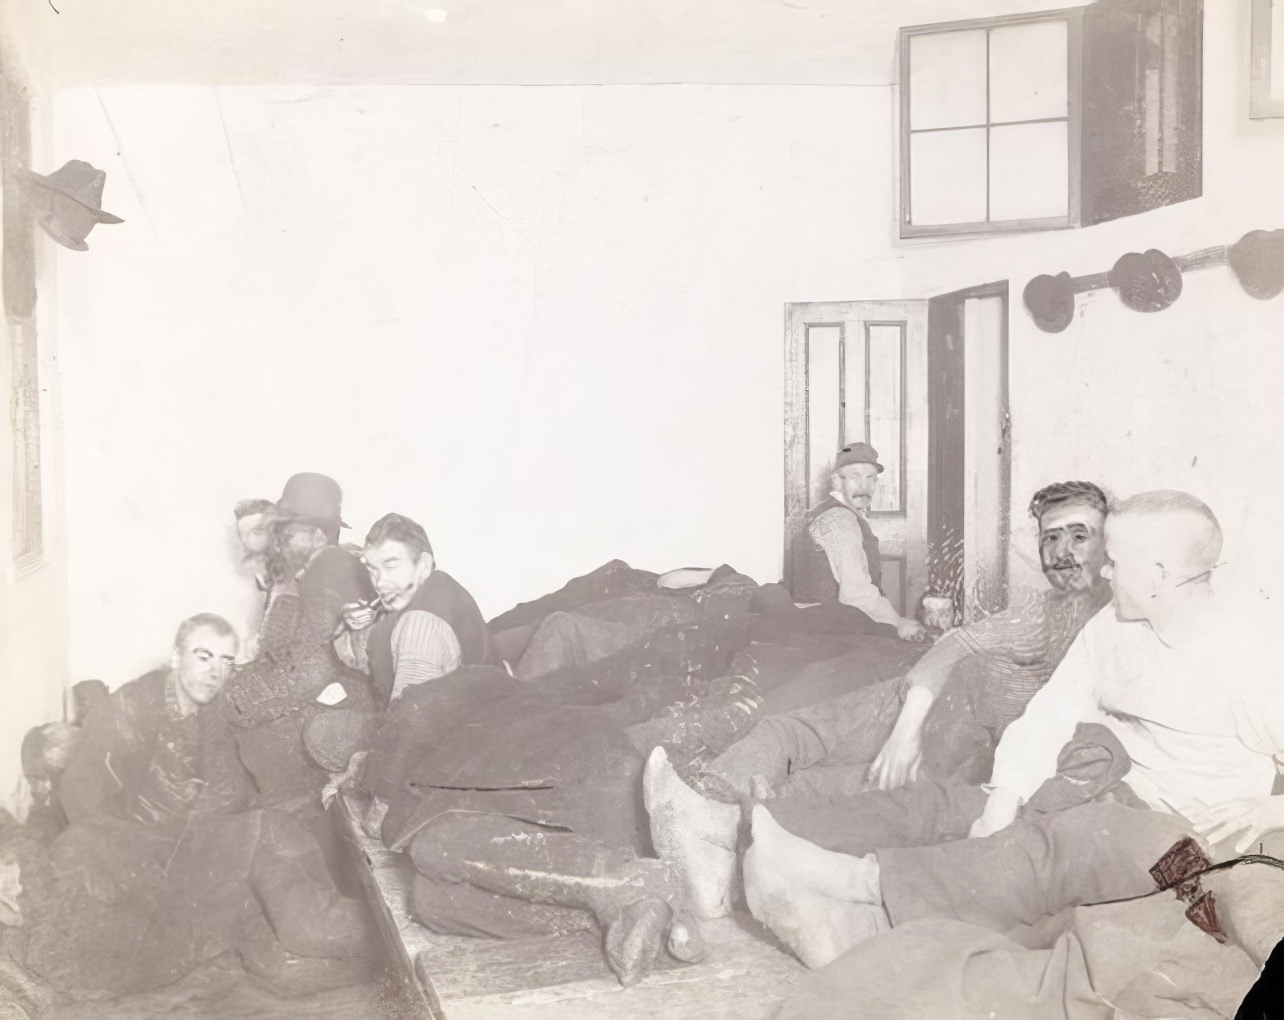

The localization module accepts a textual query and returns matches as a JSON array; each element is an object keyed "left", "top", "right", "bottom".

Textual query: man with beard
[
  {"left": 643, "top": 480, "right": 1113, "bottom": 919},
  {"left": 677, "top": 492, "right": 1284, "bottom": 975},
  {"left": 797, "top": 442, "right": 928, "bottom": 642},
  {"left": 231, "top": 498, "right": 275, "bottom": 662},
  {"left": 223, "top": 473, "right": 374, "bottom": 805}
]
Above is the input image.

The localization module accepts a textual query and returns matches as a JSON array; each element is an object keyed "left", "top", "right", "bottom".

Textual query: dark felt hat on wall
[{"left": 17, "top": 160, "right": 124, "bottom": 252}]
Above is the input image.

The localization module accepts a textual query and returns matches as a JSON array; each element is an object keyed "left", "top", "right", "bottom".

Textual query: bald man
[{"left": 672, "top": 491, "right": 1284, "bottom": 969}]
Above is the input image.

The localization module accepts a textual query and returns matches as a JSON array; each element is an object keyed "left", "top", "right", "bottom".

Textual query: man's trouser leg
[
  {"left": 767, "top": 780, "right": 988, "bottom": 857},
  {"left": 701, "top": 678, "right": 906, "bottom": 798},
  {"left": 877, "top": 800, "right": 1190, "bottom": 931},
  {"left": 248, "top": 809, "right": 379, "bottom": 960},
  {"left": 303, "top": 706, "right": 381, "bottom": 773},
  {"left": 406, "top": 812, "right": 678, "bottom": 941}
]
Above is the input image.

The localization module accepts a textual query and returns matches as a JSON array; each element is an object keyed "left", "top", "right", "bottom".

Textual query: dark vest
[
  {"left": 792, "top": 497, "right": 882, "bottom": 604},
  {"left": 368, "top": 569, "right": 500, "bottom": 707}
]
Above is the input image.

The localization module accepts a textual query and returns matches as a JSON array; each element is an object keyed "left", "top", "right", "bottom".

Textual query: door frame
[
  {"left": 925, "top": 280, "right": 1011, "bottom": 622},
  {"left": 783, "top": 283, "right": 1011, "bottom": 622}
]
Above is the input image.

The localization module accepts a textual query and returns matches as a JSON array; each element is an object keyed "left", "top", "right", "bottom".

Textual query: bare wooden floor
[{"left": 333, "top": 792, "right": 804, "bottom": 1019}]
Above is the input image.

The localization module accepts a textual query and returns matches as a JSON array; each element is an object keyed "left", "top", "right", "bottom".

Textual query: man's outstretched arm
[{"left": 971, "top": 631, "right": 1101, "bottom": 836}]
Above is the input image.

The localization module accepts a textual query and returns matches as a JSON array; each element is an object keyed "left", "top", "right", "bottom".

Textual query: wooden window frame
[
  {"left": 1251, "top": 0, "right": 1284, "bottom": 118},
  {"left": 899, "top": 8, "right": 1084, "bottom": 238},
  {"left": 2, "top": 64, "right": 43, "bottom": 570}
]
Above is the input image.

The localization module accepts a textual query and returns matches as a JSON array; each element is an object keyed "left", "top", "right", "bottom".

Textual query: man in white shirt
[
  {"left": 800, "top": 442, "right": 927, "bottom": 642},
  {"left": 705, "top": 490, "right": 1284, "bottom": 969}
]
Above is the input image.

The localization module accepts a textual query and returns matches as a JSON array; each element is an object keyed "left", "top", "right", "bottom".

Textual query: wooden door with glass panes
[{"left": 783, "top": 301, "right": 929, "bottom": 617}]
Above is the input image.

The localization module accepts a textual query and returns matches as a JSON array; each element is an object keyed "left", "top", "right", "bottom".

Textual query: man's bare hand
[
  {"left": 341, "top": 602, "right": 378, "bottom": 632},
  {"left": 321, "top": 751, "right": 370, "bottom": 809},
  {"left": 869, "top": 729, "right": 923, "bottom": 791},
  {"left": 897, "top": 619, "right": 930, "bottom": 643},
  {"left": 969, "top": 786, "right": 1022, "bottom": 839}
]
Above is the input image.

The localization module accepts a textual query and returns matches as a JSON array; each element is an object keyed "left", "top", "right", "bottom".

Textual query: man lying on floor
[
  {"left": 648, "top": 490, "right": 1284, "bottom": 975},
  {"left": 644, "top": 479, "right": 1111, "bottom": 918},
  {"left": 301, "top": 507, "right": 939, "bottom": 986},
  {"left": 311, "top": 512, "right": 923, "bottom": 837},
  {"left": 691, "top": 480, "right": 1112, "bottom": 805},
  {"left": 19, "top": 614, "right": 380, "bottom": 1001}
]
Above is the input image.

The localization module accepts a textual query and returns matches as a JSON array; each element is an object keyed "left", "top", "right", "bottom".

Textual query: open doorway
[{"left": 783, "top": 282, "right": 1010, "bottom": 626}]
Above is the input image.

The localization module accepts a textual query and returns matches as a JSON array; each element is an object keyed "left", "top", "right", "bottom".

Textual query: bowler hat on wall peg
[{"left": 16, "top": 159, "right": 124, "bottom": 251}]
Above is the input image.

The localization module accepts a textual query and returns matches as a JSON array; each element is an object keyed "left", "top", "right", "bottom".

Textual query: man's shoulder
[
  {"left": 425, "top": 569, "right": 482, "bottom": 606},
  {"left": 115, "top": 668, "right": 169, "bottom": 706},
  {"left": 1075, "top": 604, "right": 1162, "bottom": 664},
  {"left": 1079, "top": 602, "right": 1125, "bottom": 638},
  {"left": 306, "top": 544, "right": 367, "bottom": 580},
  {"left": 91, "top": 669, "right": 167, "bottom": 733},
  {"left": 808, "top": 504, "right": 862, "bottom": 537}
]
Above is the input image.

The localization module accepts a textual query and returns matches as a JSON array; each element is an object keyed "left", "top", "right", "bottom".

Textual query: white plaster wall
[
  {"left": 897, "top": 0, "right": 1284, "bottom": 605},
  {"left": 48, "top": 0, "right": 1284, "bottom": 688},
  {"left": 54, "top": 83, "right": 904, "bottom": 684}
]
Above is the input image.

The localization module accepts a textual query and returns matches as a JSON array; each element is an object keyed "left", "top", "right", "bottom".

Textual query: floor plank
[{"left": 333, "top": 792, "right": 804, "bottom": 1019}]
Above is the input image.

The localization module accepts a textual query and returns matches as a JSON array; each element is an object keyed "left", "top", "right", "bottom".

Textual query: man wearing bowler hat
[
  {"left": 222, "top": 473, "right": 375, "bottom": 805},
  {"left": 805, "top": 442, "right": 927, "bottom": 642}
]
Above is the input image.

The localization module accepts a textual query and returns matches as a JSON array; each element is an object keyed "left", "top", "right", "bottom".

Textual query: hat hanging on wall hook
[{"left": 16, "top": 160, "right": 124, "bottom": 251}]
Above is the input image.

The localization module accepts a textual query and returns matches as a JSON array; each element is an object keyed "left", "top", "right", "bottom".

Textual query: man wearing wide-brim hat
[
  {"left": 222, "top": 473, "right": 376, "bottom": 805},
  {"left": 801, "top": 442, "right": 927, "bottom": 642}
]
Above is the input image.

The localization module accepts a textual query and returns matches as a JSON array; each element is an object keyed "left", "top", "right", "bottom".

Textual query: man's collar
[{"left": 164, "top": 670, "right": 192, "bottom": 721}]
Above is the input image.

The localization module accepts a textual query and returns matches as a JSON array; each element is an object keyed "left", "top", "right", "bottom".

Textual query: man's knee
[
  {"left": 409, "top": 871, "right": 594, "bottom": 939},
  {"left": 407, "top": 813, "right": 522, "bottom": 883},
  {"left": 303, "top": 708, "right": 374, "bottom": 773}
]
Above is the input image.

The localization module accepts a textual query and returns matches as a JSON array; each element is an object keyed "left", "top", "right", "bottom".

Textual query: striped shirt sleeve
[{"left": 389, "top": 610, "right": 463, "bottom": 701}]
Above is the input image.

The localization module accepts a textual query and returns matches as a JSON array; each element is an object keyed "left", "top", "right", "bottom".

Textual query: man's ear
[
  {"left": 169, "top": 649, "right": 180, "bottom": 669},
  {"left": 1154, "top": 562, "right": 1170, "bottom": 586}
]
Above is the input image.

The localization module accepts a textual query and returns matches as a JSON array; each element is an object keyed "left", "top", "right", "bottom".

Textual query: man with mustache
[
  {"left": 644, "top": 480, "right": 1113, "bottom": 919},
  {"left": 800, "top": 442, "right": 928, "bottom": 642},
  {"left": 704, "top": 491, "right": 1284, "bottom": 975},
  {"left": 701, "top": 480, "right": 1109, "bottom": 795},
  {"left": 223, "top": 473, "right": 374, "bottom": 805}
]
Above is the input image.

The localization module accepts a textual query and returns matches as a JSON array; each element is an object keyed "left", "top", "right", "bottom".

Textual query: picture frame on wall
[{"left": 1251, "top": 0, "right": 1284, "bottom": 117}]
